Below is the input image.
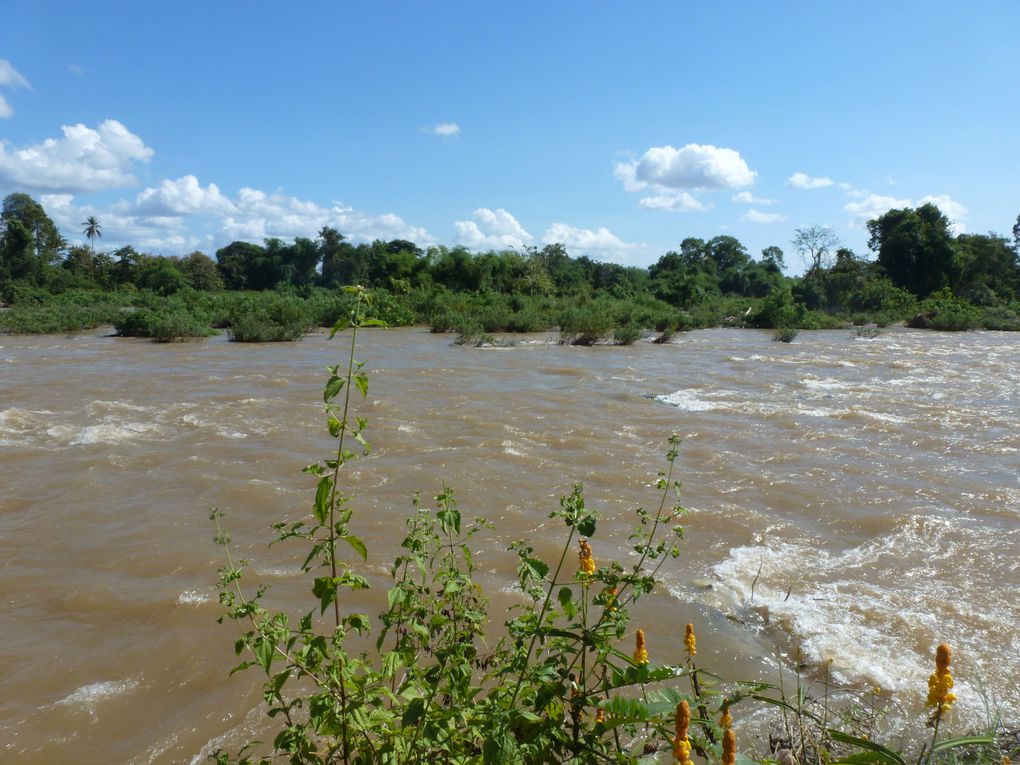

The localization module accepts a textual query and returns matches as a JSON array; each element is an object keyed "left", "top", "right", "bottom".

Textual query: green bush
[
  {"left": 558, "top": 306, "right": 613, "bottom": 345},
  {"left": 613, "top": 324, "right": 642, "bottom": 345},
  {"left": 227, "top": 294, "right": 314, "bottom": 342}
]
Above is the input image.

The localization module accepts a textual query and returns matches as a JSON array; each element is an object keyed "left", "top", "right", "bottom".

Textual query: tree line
[{"left": 2, "top": 191, "right": 1019, "bottom": 333}]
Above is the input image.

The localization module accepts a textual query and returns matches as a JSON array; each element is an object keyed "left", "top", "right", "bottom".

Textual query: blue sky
[{"left": 1, "top": 1, "right": 1018, "bottom": 272}]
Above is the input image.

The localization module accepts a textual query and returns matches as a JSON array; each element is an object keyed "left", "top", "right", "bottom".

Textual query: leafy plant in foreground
[{"left": 212, "top": 285, "right": 999, "bottom": 764}]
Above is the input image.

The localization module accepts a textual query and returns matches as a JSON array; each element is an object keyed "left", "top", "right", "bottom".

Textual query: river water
[{"left": 1, "top": 326, "right": 1018, "bottom": 762}]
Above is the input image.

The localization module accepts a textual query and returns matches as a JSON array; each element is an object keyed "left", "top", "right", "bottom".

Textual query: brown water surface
[{"left": 1, "top": 327, "right": 1018, "bottom": 762}]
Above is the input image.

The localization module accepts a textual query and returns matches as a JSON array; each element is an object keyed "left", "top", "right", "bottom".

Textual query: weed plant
[{"left": 212, "top": 286, "right": 1002, "bottom": 764}]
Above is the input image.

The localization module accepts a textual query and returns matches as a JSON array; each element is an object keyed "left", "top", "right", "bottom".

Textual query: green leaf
[
  {"left": 827, "top": 730, "right": 906, "bottom": 765},
  {"left": 323, "top": 376, "right": 344, "bottom": 402},
  {"left": 329, "top": 318, "right": 349, "bottom": 339},
  {"left": 930, "top": 734, "right": 996, "bottom": 754},
  {"left": 524, "top": 556, "right": 549, "bottom": 580},
  {"left": 341, "top": 534, "right": 367, "bottom": 561},
  {"left": 327, "top": 416, "right": 342, "bottom": 437},
  {"left": 312, "top": 576, "right": 337, "bottom": 615},
  {"left": 401, "top": 697, "right": 425, "bottom": 727},
  {"left": 577, "top": 514, "right": 596, "bottom": 537},
  {"left": 353, "top": 372, "right": 369, "bottom": 398},
  {"left": 253, "top": 637, "right": 274, "bottom": 674},
  {"left": 360, "top": 317, "right": 388, "bottom": 328},
  {"left": 313, "top": 477, "right": 333, "bottom": 525}
]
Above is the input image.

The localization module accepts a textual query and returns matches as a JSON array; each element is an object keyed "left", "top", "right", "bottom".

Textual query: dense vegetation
[{"left": 2, "top": 192, "right": 1019, "bottom": 340}]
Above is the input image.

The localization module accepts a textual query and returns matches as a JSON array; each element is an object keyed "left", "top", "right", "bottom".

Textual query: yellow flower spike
[
  {"left": 722, "top": 727, "right": 737, "bottom": 765},
  {"left": 595, "top": 708, "right": 605, "bottom": 725},
  {"left": 634, "top": 628, "right": 649, "bottom": 665},
  {"left": 673, "top": 700, "right": 692, "bottom": 765},
  {"left": 684, "top": 623, "right": 697, "bottom": 657},
  {"left": 926, "top": 643, "right": 956, "bottom": 711},
  {"left": 578, "top": 539, "right": 596, "bottom": 576},
  {"left": 720, "top": 701, "right": 732, "bottom": 731}
]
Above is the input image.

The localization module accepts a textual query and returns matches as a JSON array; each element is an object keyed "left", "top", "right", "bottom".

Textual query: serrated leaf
[
  {"left": 327, "top": 416, "right": 342, "bottom": 437},
  {"left": 323, "top": 376, "right": 344, "bottom": 402}
]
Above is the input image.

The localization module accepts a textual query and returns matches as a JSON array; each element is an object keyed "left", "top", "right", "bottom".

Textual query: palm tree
[{"left": 82, "top": 216, "right": 102, "bottom": 255}]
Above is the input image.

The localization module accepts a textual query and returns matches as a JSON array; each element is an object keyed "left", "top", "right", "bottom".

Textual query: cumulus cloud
[
  {"left": 132, "top": 175, "right": 236, "bottom": 216},
  {"left": 542, "top": 223, "right": 639, "bottom": 261},
  {"left": 220, "top": 187, "right": 432, "bottom": 244},
  {"left": 918, "top": 195, "right": 968, "bottom": 232},
  {"left": 788, "top": 172, "right": 835, "bottom": 189},
  {"left": 429, "top": 122, "right": 460, "bottom": 136},
  {"left": 843, "top": 193, "right": 913, "bottom": 228},
  {"left": 732, "top": 191, "right": 778, "bottom": 205},
  {"left": 43, "top": 180, "right": 434, "bottom": 255},
  {"left": 615, "top": 143, "right": 756, "bottom": 194},
  {"left": 741, "top": 209, "right": 787, "bottom": 224},
  {"left": 637, "top": 192, "right": 708, "bottom": 212},
  {"left": 0, "top": 119, "right": 154, "bottom": 191},
  {"left": 454, "top": 208, "right": 532, "bottom": 249},
  {"left": 842, "top": 191, "right": 969, "bottom": 233}
]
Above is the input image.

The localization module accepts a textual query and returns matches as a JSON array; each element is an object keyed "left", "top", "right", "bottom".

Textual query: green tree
[
  {"left": 761, "top": 245, "right": 785, "bottom": 273},
  {"left": 2, "top": 193, "right": 64, "bottom": 270},
  {"left": 176, "top": 251, "right": 224, "bottom": 291},
  {"left": 868, "top": 204, "right": 959, "bottom": 298},
  {"left": 82, "top": 215, "right": 102, "bottom": 255}
]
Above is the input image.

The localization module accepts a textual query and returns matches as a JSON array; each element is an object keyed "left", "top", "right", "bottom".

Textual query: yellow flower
[
  {"left": 595, "top": 708, "right": 605, "bottom": 724},
  {"left": 926, "top": 643, "right": 956, "bottom": 711},
  {"left": 684, "top": 623, "right": 697, "bottom": 657},
  {"left": 722, "top": 727, "right": 737, "bottom": 765},
  {"left": 720, "top": 701, "right": 732, "bottom": 731},
  {"left": 578, "top": 539, "right": 596, "bottom": 576},
  {"left": 673, "top": 700, "right": 692, "bottom": 765},
  {"left": 634, "top": 628, "right": 649, "bottom": 665}
]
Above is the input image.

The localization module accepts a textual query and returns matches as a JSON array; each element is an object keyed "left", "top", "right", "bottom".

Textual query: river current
[{"left": 1, "top": 326, "right": 1018, "bottom": 762}]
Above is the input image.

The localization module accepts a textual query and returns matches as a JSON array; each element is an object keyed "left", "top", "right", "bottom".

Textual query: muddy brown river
[{"left": 1, "top": 326, "right": 1018, "bottom": 762}]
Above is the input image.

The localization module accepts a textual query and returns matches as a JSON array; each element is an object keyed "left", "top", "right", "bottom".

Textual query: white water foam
[
  {"left": 711, "top": 514, "right": 1020, "bottom": 725},
  {"left": 55, "top": 679, "right": 139, "bottom": 710}
]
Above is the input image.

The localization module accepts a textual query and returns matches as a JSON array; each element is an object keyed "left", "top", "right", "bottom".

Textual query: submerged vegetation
[
  {"left": 2, "top": 193, "right": 1019, "bottom": 340},
  {"left": 209, "top": 288, "right": 1009, "bottom": 763}
]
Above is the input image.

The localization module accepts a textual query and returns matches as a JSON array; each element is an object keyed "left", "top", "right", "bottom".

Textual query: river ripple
[{"left": 1, "top": 326, "right": 1017, "bottom": 762}]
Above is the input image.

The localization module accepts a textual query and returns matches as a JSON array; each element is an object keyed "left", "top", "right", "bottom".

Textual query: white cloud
[
  {"left": 0, "top": 60, "right": 30, "bottom": 89},
  {"left": 0, "top": 60, "right": 30, "bottom": 119},
  {"left": 615, "top": 143, "right": 756, "bottom": 193},
  {"left": 842, "top": 192, "right": 968, "bottom": 233},
  {"left": 732, "top": 191, "right": 779, "bottom": 205},
  {"left": 0, "top": 119, "right": 154, "bottom": 192},
  {"left": 788, "top": 172, "right": 835, "bottom": 189},
  {"left": 542, "top": 223, "right": 639, "bottom": 261},
  {"left": 42, "top": 182, "right": 434, "bottom": 255},
  {"left": 741, "top": 209, "right": 787, "bottom": 224},
  {"left": 638, "top": 192, "right": 709, "bottom": 212},
  {"left": 429, "top": 122, "right": 460, "bottom": 136},
  {"left": 843, "top": 193, "right": 912, "bottom": 228},
  {"left": 132, "top": 175, "right": 236, "bottom": 216},
  {"left": 454, "top": 207, "right": 532, "bottom": 249},
  {"left": 918, "top": 195, "right": 968, "bottom": 233}
]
